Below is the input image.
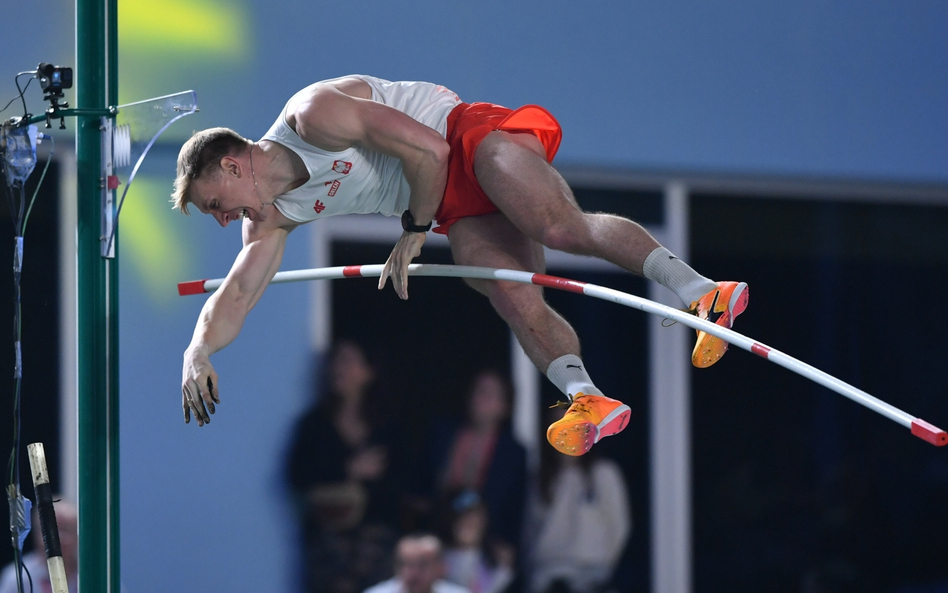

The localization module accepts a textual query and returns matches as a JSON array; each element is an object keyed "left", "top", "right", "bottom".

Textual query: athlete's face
[{"left": 190, "top": 157, "right": 265, "bottom": 226}]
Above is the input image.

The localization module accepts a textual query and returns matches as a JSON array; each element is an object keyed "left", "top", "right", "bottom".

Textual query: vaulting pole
[{"left": 180, "top": 264, "right": 947, "bottom": 447}]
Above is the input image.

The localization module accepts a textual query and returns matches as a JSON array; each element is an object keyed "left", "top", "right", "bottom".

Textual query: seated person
[
  {"left": 526, "top": 410, "right": 631, "bottom": 593},
  {"left": 442, "top": 491, "right": 514, "bottom": 593},
  {"left": 364, "top": 533, "right": 471, "bottom": 593}
]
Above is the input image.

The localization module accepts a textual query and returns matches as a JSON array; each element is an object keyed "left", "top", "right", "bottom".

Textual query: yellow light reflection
[
  {"left": 118, "top": 176, "right": 194, "bottom": 306},
  {"left": 119, "top": 0, "right": 249, "bottom": 56}
]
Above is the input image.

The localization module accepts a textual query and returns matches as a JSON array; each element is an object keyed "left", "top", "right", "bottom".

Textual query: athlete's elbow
[
  {"left": 431, "top": 137, "right": 450, "bottom": 166},
  {"left": 217, "top": 280, "right": 258, "bottom": 316},
  {"left": 418, "top": 137, "right": 450, "bottom": 173}
]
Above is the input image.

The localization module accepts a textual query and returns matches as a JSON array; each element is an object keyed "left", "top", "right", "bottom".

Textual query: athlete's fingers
[
  {"left": 188, "top": 381, "right": 210, "bottom": 426},
  {"left": 182, "top": 387, "right": 192, "bottom": 424},
  {"left": 378, "top": 259, "right": 392, "bottom": 290},
  {"left": 192, "top": 398, "right": 209, "bottom": 426},
  {"left": 202, "top": 377, "right": 216, "bottom": 415},
  {"left": 397, "top": 263, "right": 409, "bottom": 300},
  {"left": 208, "top": 376, "right": 220, "bottom": 405},
  {"left": 391, "top": 257, "right": 405, "bottom": 299}
]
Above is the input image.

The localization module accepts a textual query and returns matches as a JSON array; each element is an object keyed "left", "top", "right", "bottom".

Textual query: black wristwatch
[{"left": 401, "top": 210, "right": 432, "bottom": 233}]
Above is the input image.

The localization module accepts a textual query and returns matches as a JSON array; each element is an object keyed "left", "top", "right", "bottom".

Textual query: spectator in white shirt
[{"left": 364, "top": 533, "right": 471, "bottom": 593}]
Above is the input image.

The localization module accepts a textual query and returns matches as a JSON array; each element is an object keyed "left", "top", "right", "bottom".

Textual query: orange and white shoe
[
  {"left": 546, "top": 393, "right": 631, "bottom": 456},
  {"left": 689, "top": 281, "right": 749, "bottom": 368}
]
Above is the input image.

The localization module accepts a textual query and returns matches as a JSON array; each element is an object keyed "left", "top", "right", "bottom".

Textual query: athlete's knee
[
  {"left": 486, "top": 281, "right": 544, "bottom": 322},
  {"left": 462, "top": 276, "right": 490, "bottom": 296}
]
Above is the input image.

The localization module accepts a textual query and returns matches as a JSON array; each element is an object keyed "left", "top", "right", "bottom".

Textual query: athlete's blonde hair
[{"left": 171, "top": 127, "right": 249, "bottom": 215}]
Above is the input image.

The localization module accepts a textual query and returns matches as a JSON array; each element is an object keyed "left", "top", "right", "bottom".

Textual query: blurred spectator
[
  {"left": 425, "top": 370, "right": 526, "bottom": 557},
  {"left": 526, "top": 410, "right": 631, "bottom": 593},
  {"left": 364, "top": 533, "right": 471, "bottom": 593},
  {"left": 441, "top": 491, "right": 514, "bottom": 593},
  {"left": 0, "top": 499, "right": 78, "bottom": 593},
  {"left": 286, "top": 340, "right": 405, "bottom": 593}
]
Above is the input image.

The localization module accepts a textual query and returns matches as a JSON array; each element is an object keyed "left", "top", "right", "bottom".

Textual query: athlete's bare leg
[
  {"left": 448, "top": 213, "right": 580, "bottom": 370},
  {"left": 472, "top": 131, "right": 660, "bottom": 275},
  {"left": 449, "top": 211, "right": 632, "bottom": 456}
]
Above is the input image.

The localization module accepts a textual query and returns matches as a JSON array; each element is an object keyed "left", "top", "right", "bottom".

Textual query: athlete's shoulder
[
  {"left": 285, "top": 79, "right": 376, "bottom": 152},
  {"left": 296, "top": 76, "right": 374, "bottom": 105}
]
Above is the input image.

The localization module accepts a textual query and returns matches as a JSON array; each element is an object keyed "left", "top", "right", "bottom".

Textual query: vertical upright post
[
  {"left": 76, "top": 0, "right": 119, "bottom": 590},
  {"left": 649, "top": 181, "right": 692, "bottom": 593},
  {"left": 106, "top": 2, "right": 120, "bottom": 592}
]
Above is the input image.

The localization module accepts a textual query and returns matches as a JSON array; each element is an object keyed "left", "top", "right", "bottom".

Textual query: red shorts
[{"left": 433, "top": 102, "right": 563, "bottom": 235}]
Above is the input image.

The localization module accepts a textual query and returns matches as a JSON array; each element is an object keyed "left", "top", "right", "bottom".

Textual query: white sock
[
  {"left": 546, "top": 355, "right": 603, "bottom": 400},
  {"left": 643, "top": 246, "right": 717, "bottom": 306}
]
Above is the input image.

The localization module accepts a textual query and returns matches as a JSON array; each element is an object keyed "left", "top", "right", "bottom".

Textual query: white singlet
[{"left": 261, "top": 75, "right": 462, "bottom": 223}]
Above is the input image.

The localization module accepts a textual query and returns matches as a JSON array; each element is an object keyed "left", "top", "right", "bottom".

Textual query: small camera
[{"left": 36, "top": 63, "right": 73, "bottom": 98}]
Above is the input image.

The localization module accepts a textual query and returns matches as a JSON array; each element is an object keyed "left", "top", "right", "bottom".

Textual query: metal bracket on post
[
  {"left": 100, "top": 116, "right": 116, "bottom": 258},
  {"left": 98, "top": 90, "right": 198, "bottom": 259}
]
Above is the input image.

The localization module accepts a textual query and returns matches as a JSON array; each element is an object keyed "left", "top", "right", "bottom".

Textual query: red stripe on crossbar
[
  {"left": 751, "top": 343, "right": 771, "bottom": 358},
  {"left": 531, "top": 274, "right": 586, "bottom": 294},
  {"left": 178, "top": 280, "right": 207, "bottom": 295},
  {"left": 911, "top": 419, "right": 948, "bottom": 446},
  {"left": 342, "top": 266, "right": 363, "bottom": 277}
]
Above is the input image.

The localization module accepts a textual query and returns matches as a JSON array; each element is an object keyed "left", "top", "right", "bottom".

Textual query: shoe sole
[
  {"left": 692, "top": 282, "right": 749, "bottom": 368},
  {"left": 547, "top": 403, "right": 632, "bottom": 456}
]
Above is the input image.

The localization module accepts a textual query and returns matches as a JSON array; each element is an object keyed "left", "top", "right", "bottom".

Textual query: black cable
[
  {"left": 2, "top": 127, "right": 53, "bottom": 593},
  {"left": 0, "top": 78, "right": 31, "bottom": 117},
  {"left": 24, "top": 558, "right": 33, "bottom": 593},
  {"left": 22, "top": 136, "right": 53, "bottom": 237},
  {"left": 6, "top": 184, "right": 26, "bottom": 593},
  {"left": 12, "top": 547, "right": 23, "bottom": 593},
  {"left": 2, "top": 70, "right": 55, "bottom": 593},
  {"left": 9, "top": 544, "right": 34, "bottom": 593},
  {"left": 7, "top": 183, "right": 25, "bottom": 486},
  {"left": 12, "top": 74, "right": 33, "bottom": 119}
]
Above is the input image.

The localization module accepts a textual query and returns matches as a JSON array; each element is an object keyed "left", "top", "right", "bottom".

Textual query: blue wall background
[{"left": 2, "top": 0, "right": 946, "bottom": 591}]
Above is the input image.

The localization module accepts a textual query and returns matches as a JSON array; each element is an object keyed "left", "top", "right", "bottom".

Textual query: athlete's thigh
[
  {"left": 472, "top": 131, "right": 582, "bottom": 242},
  {"left": 448, "top": 212, "right": 545, "bottom": 295}
]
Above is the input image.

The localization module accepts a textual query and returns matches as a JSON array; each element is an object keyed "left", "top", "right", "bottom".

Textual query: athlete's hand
[
  {"left": 378, "top": 231, "right": 426, "bottom": 300},
  {"left": 182, "top": 346, "right": 220, "bottom": 427}
]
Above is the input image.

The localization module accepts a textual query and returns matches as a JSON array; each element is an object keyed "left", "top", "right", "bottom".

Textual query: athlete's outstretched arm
[
  {"left": 181, "top": 222, "right": 294, "bottom": 426},
  {"left": 290, "top": 84, "right": 450, "bottom": 299}
]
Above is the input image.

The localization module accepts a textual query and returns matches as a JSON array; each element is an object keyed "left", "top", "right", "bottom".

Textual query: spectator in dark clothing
[
  {"left": 426, "top": 370, "right": 527, "bottom": 560},
  {"left": 287, "top": 340, "right": 405, "bottom": 593}
]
